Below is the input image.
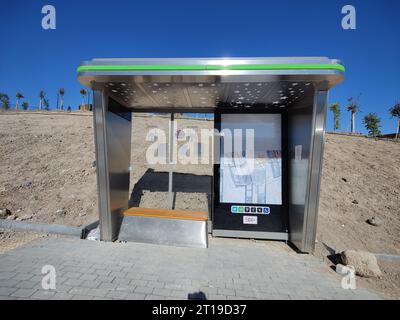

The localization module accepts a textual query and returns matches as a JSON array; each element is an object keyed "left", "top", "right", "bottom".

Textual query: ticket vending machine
[{"left": 213, "top": 111, "right": 289, "bottom": 240}]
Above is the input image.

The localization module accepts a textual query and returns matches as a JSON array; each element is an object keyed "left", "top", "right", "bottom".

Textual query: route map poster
[{"left": 220, "top": 114, "right": 282, "bottom": 205}]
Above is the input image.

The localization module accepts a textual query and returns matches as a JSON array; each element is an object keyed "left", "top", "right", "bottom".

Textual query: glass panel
[{"left": 220, "top": 114, "right": 282, "bottom": 205}]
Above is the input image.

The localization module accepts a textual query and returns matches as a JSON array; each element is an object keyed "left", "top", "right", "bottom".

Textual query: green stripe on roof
[{"left": 77, "top": 63, "right": 345, "bottom": 73}]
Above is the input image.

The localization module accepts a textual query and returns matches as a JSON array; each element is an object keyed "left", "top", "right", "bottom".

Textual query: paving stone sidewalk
[{"left": 0, "top": 236, "right": 380, "bottom": 300}]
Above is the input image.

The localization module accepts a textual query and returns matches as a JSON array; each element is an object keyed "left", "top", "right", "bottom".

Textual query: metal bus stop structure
[{"left": 77, "top": 57, "right": 344, "bottom": 253}]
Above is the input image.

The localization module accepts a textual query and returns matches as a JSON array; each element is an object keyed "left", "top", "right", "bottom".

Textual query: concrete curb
[
  {"left": 0, "top": 220, "right": 82, "bottom": 237},
  {"left": 375, "top": 254, "right": 400, "bottom": 262}
]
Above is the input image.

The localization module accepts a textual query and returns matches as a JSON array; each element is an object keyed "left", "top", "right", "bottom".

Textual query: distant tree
[
  {"left": 0, "top": 93, "right": 10, "bottom": 110},
  {"left": 80, "top": 89, "right": 87, "bottom": 110},
  {"left": 43, "top": 98, "right": 50, "bottom": 111},
  {"left": 22, "top": 102, "right": 29, "bottom": 111},
  {"left": 347, "top": 96, "right": 361, "bottom": 133},
  {"left": 15, "top": 92, "right": 24, "bottom": 111},
  {"left": 39, "top": 90, "right": 46, "bottom": 111},
  {"left": 363, "top": 113, "right": 381, "bottom": 137},
  {"left": 389, "top": 102, "right": 400, "bottom": 139},
  {"left": 329, "top": 103, "right": 341, "bottom": 132},
  {"left": 59, "top": 88, "right": 65, "bottom": 111}
]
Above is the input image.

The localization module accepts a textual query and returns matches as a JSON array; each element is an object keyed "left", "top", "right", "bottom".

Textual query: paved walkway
[{"left": 0, "top": 236, "right": 380, "bottom": 300}]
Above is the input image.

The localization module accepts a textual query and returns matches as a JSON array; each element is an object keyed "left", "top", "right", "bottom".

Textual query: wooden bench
[
  {"left": 123, "top": 207, "right": 208, "bottom": 222},
  {"left": 119, "top": 207, "right": 208, "bottom": 248}
]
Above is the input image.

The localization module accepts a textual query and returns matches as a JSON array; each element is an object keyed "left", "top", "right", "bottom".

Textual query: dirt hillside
[
  {"left": 0, "top": 113, "right": 97, "bottom": 227},
  {"left": 316, "top": 133, "right": 400, "bottom": 299},
  {"left": 317, "top": 133, "right": 400, "bottom": 255}
]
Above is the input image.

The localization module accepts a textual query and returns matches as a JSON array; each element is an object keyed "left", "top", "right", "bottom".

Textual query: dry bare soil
[{"left": 0, "top": 112, "right": 399, "bottom": 298}]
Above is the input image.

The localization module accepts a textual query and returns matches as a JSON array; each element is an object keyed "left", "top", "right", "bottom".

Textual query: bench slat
[{"left": 123, "top": 207, "right": 208, "bottom": 221}]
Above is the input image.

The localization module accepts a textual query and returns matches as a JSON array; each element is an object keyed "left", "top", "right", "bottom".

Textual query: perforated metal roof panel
[{"left": 77, "top": 57, "right": 344, "bottom": 111}]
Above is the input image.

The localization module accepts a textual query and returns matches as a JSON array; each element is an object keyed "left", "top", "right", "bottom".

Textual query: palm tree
[
  {"left": 39, "top": 90, "right": 45, "bottom": 111},
  {"left": 363, "top": 113, "right": 381, "bottom": 137},
  {"left": 347, "top": 96, "right": 361, "bottom": 133},
  {"left": 80, "top": 89, "right": 87, "bottom": 111},
  {"left": 15, "top": 92, "right": 24, "bottom": 111},
  {"left": 59, "top": 88, "right": 65, "bottom": 111},
  {"left": 22, "top": 102, "right": 29, "bottom": 111},
  {"left": 0, "top": 93, "right": 10, "bottom": 110},
  {"left": 43, "top": 98, "right": 50, "bottom": 111},
  {"left": 389, "top": 102, "right": 400, "bottom": 139},
  {"left": 329, "top": 103, "right": 340, "bottom": 132}
]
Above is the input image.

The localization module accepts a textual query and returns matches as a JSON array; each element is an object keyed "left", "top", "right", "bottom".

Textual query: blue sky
[{"left": 0, "top": 0, "right": 399, "bottom": 133}]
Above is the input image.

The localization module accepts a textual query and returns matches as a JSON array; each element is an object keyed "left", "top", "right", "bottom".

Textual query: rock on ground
[
  {"left": 367, "top": 216, "right": 382, "bottom": 227},
  {"left": 0, "top": 208, "right": 11, "bottom": 219},
  {"left": 341, "top": 250, "right": 382, "bottom": 278}
]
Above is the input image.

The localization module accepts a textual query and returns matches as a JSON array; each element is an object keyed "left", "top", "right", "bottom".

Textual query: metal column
[
  {"left": 168, "top": 113, "right": 175, "bottom": 209},
  {"left": 93, "top": 91, "right": 132, "bottom": 241},
  {"left": 302, "top": 90, "right": 328, "bottom": 252},
  {"left": 287, "top": 90, "right": 328, "bottom": 253}
]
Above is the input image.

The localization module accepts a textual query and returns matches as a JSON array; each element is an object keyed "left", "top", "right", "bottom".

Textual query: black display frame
[{"left": 213, "top": 109, "right": 289, "bottom": 233}]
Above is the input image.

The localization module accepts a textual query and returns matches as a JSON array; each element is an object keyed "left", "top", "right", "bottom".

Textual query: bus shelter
[{"left": 77, "top": 57, "right": 344, "bottom": 253}]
